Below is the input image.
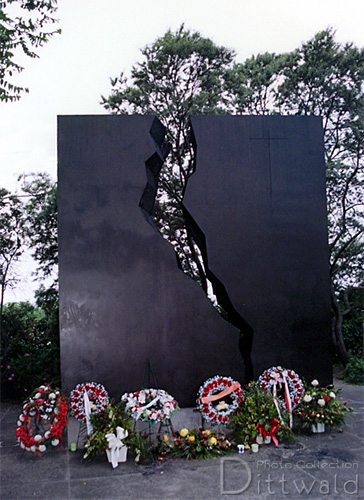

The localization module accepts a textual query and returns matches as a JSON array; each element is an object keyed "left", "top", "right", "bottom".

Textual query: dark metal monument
[{"left": 58, "top": 115, "right": 332, "bottom": 406}]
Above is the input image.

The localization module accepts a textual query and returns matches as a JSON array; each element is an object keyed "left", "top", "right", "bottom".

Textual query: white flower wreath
[
  {"left": 121, "top": 388, "right": 179, "bottom": 423},
  {"left": 197, "top": 375, "right": 244, "bottom": 424}
]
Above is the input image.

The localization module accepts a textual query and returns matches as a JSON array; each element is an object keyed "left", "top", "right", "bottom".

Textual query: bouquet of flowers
[
  {"left": 294, "top": 379, "right": 353, "bottom": 429},
  {"left": 83, "top": 400, "right": 146, "bottom": 462},
  {"left": 153, "top": 428, "right": 233, "bottom": 460},
  {"left": 228, "top": 382, "right": 293, "bottom": 446}
]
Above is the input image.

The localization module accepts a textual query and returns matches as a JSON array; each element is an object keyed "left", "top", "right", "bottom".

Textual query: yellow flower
[
  {"left": 202, "top": 430, "right": 211, "bottom": 437},
  {"left": 209, "top": 437, "right": 217, "bottom": 445},
  {"left": 188, "top": 435, "right": 195, "bottom": 442},
  {"left": 180, "top": 428, "right": 189, "bottom": 437},
  {"left": 163, "top": 434, "right": 169, "bottom": 442}
]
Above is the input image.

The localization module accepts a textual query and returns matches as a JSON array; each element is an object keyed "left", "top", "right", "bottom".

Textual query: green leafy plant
[
  {"left": 294, "top": 379, "right": 353, "bottom": 428},
  {"left": 83, "top": 401, "right": 147, "bottom": 461},
  {"left": 1, "top": 301, "right": 60, "bottom": 400},
  {"left": 152, "top": 428, "right": 232, "bottom": 460},
  {"left": 343, "top": 357, "right": 364, "bottom": 385},
  {"left": 228, "top": 382, "right": 293, "bottom": 446}
]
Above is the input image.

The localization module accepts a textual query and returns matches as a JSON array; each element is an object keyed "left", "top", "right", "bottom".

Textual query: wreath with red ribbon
[
  {"left": 15, "top": 385, "right": 69, "bottom": 455},
  {"left": 69, "top": 382, "right": 109, "bottom": 423},
  {"left": 257, "top": 366, "right": 304, "bottom": 410},
  {"left": 197, "top": 375, "right": 244, "bottom": 424}
]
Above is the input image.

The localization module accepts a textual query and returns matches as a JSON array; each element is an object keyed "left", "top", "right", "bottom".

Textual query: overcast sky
[{"left": 1, "top": 0, "right": 364, "bottom": 302}]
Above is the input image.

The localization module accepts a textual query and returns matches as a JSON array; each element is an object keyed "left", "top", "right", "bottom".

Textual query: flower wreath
[
  {"left": 15, "top": 385, "right": 69, "bottom": 455},
  {"left": 121, "top": 388, "right": 179, "bottom": 423},
  {"left": 257, "top": 366, "right": 304, "bottom": 409},
  {"left": 69, "top": 382, "right": 109, "bottom": 423},
  {"left": 197, "top": 375, "right": 244, "bottom": 424},
  {"left": 257, "top": 366, "right": 304, "bottom": 427}
]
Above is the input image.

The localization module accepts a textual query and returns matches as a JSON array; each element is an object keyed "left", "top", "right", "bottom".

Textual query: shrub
[
  {"left": 1, "top": 301, "right": 60, "bottom": 400},
  {"left": 344, "top": 357, "right": 364, "bottom": 385}
]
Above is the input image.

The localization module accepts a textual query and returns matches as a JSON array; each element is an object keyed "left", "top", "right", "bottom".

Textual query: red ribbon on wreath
[{"left": 256, "top": 418, "right": 280, "bottom": 447}]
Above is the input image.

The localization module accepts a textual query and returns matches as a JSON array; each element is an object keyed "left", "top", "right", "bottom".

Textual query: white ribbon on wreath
[
  {"left": 135, "top": 395, "right": 160, "bottom": 420},
  {"left": 83, "top": 391, "right": 93, "bottom": 435},
  {"left": 271, "top": 370, "right": 293, "bottom": 428}
]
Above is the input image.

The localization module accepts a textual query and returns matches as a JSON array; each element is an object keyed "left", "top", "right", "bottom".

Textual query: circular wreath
[
  {"left": 197, "top": 375, "right": 244, "bottom": 424},
  {"left": 121, "top": 388, "right": 179, "bottom": 423},
  {"left": 15, "top": 385, "right": 69, "bottom": 455},
  {"left": 257, "top": 366, "right": 304, "bottom": 410},
  {"left": 69, "top": 382, "right": 109, "bottom": 423}
]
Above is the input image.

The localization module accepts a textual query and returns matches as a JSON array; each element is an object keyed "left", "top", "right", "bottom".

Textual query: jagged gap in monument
[{"left": 139, "top": 117, "right": 254, "bottom": 380}]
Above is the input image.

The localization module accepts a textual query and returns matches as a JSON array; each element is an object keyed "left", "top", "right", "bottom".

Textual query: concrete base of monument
[{"left": 67, "top": 408, "right": 231, "bottom": 449}]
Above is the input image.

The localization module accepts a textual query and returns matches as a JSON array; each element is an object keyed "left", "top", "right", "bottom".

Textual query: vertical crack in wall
[{"left": 139, "top": 117, "right": 254, "bottom": 380}]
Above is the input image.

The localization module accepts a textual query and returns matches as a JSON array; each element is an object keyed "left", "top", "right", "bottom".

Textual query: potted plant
[
  {"left": 294, "top": 379, "right": 353, "bottom": 433},
  {"left": 83, "top": 400, "right": 146, "bottom": 465},
  {"left": 228, "top": 382, "right": 293, "bottom": 447}
]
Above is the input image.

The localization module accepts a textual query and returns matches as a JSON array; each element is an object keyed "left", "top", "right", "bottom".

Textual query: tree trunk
[{"left": 331, "top": 289, "right": 350, "bottom": 365}]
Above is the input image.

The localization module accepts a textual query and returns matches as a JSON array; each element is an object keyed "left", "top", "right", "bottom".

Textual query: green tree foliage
[
  {"left": 1, "top": 300, "right": 60, "bottom": 400},
  {"left": 224, "top": 52, "right": 286, "bottom": 114},
  {"left": 0, "top": 187, "right": 26, "bottom": 360},
  {"left": 101, "top": 24, "right": 234, "bottom": 190},
  {"left": 0, "top": 0, "right": 61, "bottom": 101},
  {"left": 20, "top": 172, "right": 58, "bottom": 284},
  {"left": 0, "top": 175, "right": 59, "bottom": 399}
]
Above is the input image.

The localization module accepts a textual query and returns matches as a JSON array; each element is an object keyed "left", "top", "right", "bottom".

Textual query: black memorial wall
[{"left": 58, "top": 115, "right": 331, "bottom": 406}]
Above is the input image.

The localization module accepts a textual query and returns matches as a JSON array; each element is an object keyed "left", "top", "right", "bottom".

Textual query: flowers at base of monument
[
  {"left": 152, "top": 428, "right": 233, "bottom": 460},
  {"left": 15, "top": 385, "right": 69, "bottom": 455},
  {"left": 197, "top": 375, "right": 244, "bottom": 424},
  {"left": 121, "top": 388, "right": 179, "bottom": 423},
  {"left": 83, "top": 401, "right": 147, "bottom": 462},
  {"left": 69, "top": 382, "right": 109, "bottom": 423},
  {"left": 293, "top": 380, "right": 353, "bottom": 428},
  {"left": 228, "top": 382, "right": 293, "bottom": 446}
]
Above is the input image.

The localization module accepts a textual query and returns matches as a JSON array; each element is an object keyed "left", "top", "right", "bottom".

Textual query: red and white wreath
[
  {"left": 257, "top": 366, "right": 304, "bottom": 427},
  {"left": 15, "top": 385, "right": 69, "bottom": 455},
  {"left": 69, "top": 382, "right": 109, "bottom": 423},
  {"left": 197, "top": 375, "right": 244, "bottom": 424},
  {"left": 257, "top": 366, "right": 304, "bottom": 409},
  {"left": 121, "top": 388, "right": 179, "bottom": 423}
]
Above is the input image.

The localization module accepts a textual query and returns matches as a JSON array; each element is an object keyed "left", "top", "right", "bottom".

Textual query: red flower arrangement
[
  {"left": 69, "top": 382, "right": 109, "bottom": 423},
  {"left": 15, "top": 385, "right": 69, "bottom": 455},
  {"left": 197, "top": 375, "right": 244, "bottom": 424}
]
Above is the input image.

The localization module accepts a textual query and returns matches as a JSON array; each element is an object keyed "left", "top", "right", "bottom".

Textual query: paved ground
[{"left": 1, "top": 378, "right": 363, "bottom": 500}]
